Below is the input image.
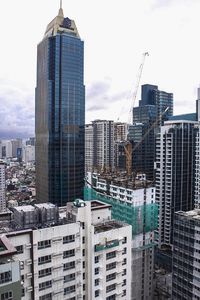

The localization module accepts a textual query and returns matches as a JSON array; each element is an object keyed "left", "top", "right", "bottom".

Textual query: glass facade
[{"left": 35, "top": 15, "right": 85, "bottom": 206}]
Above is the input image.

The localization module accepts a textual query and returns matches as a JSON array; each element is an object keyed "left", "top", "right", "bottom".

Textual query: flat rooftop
[
  {"left": 94, "top": 220, "right": 127, "bottom": 234},
  {"left": 34, "top": 203, "right": 56, "bottom": 209},
  {"left": 176, "top": 209, "right": 200, "bottom": 221},
  {"left": 91, "top": 200, "right": 112, "bottom": 211},
  {"left": 13, "top": 205, "right": 35, "bottom": 212}
]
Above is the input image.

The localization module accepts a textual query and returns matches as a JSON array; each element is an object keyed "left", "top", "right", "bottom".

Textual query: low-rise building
[{"left": 0, "top": 200, "right": 132, "bottom": 300}]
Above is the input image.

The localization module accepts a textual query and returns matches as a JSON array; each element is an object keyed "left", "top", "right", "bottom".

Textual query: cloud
[
  {"left": 0, "top": 79, "right": 35, "bottom": 139},
  {"left": 151, "top": 0, "right": 198, "bottom": 9}
]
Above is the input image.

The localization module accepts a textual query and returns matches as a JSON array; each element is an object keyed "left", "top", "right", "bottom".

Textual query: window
[
  {"left": 82, "top": 237, "right": 85, "bottom": 244},
  {"left": 106, "top": 273, "right": 116, "bottom": 282},
  {"left": 122, "top": 269, "right": 126, "bottom": 276},
  {"left": 38, "top": 255, "right": 51, "bottom": 265},
  {"left": 122, "top": 258, "right": 127, "bottom": 265},
  {"left": 38, "top": 240, "right": 51, "bottom": 250},
  {"left": 95, "top": 279, "right": 99, "bottom": 286},
  {"left": 95, "top": 290, "right": 100, "bottom": 297},
  {"left": 122, "top": 289, "right": 126, "bottom": 296},
  {"left": 39, "top": 280, "right": 52, "bottom": 291},
  {"left": 95, "top": 256, "right": 99, "bottom": 263},
  {"left": 63, "top": 235, "right": 75, "bottom": 244},
  {"left": 82, "top": 249, "right": 85, "bottom": 256},
  {"left": 0, "top": 271, "right": 12, "bottom": 284},
  {"left": 106, "top": 295, "right": 116, "bottom": 300},
  {"left": 83, "top": 261, "right": 85, "bottom": 269},
  {"left": 64, "top": 273, "right": 75, "bottom": 283},
  {"left": 95, "top": 267, "right": 99, "bottom": 275},
  {"left": 122, "top": 248, "right": 127, "bottom": 255},
  {"left": 122, "top": 237, "right": 127, "bottom": 244},
  {"left": 20, "top": 261, "right": 24, "bottom": 270},
  {"left": 106, "top": 251, "right": 116, "bottom": 260},
  {"left": 63, "top": 261, "right": 75, "bottom": 271},
  {"left": 122, "top": 279, "right": 126, "bottom": 286},
  {"left": 16, "top": 245, "right": 23, "bottom": 254},
  {"left": 39, "top": 293, "right": 52, "bottom": 300},
  {"left": 39, "top": 268, "right": 52, "bottom": 278},
  {"left": 83, "top": 273, "right": 85, "bottom": 280},
  {"left": 106, "top": 284, "right": 116, "bottom": 293},
  {"left": 64, "top": 285, "right": 76, "bottom": 295},
  {"left": 106, "top": 262, "right": 116, "bottom": 271},
  {"left": 63, "top": 249, "right": 75, "bottom": 258},
  {"left": 1, "top": 291, "right": 13, "bottom": 300},
  {"left": 83, "top": 284, "right": 85, "bottom": 291}
]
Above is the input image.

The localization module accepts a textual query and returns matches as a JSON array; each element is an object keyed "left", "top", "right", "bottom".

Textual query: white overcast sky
[{"left": 0, "top": 0, "right": 200, "bottom": 137}]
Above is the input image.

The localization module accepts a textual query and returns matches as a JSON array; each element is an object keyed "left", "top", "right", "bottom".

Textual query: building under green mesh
[{"left": 84, "top": 187, "right": 158, "bottom": 236}]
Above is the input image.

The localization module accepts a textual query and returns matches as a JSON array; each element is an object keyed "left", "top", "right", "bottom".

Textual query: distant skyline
[{"left": 0, "top": 0, "right": 200, "bottom": 138}]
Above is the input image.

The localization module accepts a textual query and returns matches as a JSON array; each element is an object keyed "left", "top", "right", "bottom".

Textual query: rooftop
[{"left": 94, "top": 220, "right": 127, "bottom": 234}]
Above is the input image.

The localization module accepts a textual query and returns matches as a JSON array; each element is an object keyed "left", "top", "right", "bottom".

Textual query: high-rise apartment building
[
  {"left": 85, "top": 121, "right": 128, "bottom": 173},
  {"left": 85, "top": 173, "right": 156, "bottom": 299},
  {"left": 91, "top": 120, "right": 114, "bottom": 172},
  {"left": 172, "top": 210, "right": 200, "bottom": 299},
  {"left": 0, "top": 201, "right": 132, "bottom": 300},
  {"left": 0, "top": 162, "right": 6, "bottom": 212},
  {"left": 35, "top": 5, "right": 85, "bottom": 206},
  {"left": 85, "top": 124, "right": 93, "bottom": 173},
  {"left": 155, "top": 118, "right": 198, "bottom": 248}
]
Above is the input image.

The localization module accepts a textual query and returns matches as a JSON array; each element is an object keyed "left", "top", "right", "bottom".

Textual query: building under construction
[{"left": 85, "top": 171, "right": 158, "bottom": 300}]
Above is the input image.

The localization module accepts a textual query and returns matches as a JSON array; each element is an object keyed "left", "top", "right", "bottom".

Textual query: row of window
[{"left": 38, "top": 235, "right": 75, "bottom": 250}]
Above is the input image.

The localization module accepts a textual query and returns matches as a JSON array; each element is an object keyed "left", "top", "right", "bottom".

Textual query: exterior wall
[
  {"left": 3, "top": 201, "right": 132, "bottom": 300},
  {"left": 36, "top": 13, "right": 85, "bottom": 206},
  {"left": 85, "top": 124, "right": 93, "bottom": 173},
  {"left": 0, "top": 163, "right": 6, "bottom": 212},
  {"left": 22, "top": 146, "right": 35, "bottom": 163},
  {"left": 155, "top": 121, "right": 197, "bottom": 248},
  {"left": 0, "top": 260, "right": 21, "bottom": 300},
  {"left": 92, "top": 120, "right": 114, "bottom": 172}
]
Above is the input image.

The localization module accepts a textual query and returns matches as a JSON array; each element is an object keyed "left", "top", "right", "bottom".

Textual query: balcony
[{"left": 95, "top": 240, "right": 119, "bottom": 252}]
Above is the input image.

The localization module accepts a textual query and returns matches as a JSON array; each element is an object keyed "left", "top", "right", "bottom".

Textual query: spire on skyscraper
[{"left": 58, "top": 0, "right": 64, "bottom": 17}]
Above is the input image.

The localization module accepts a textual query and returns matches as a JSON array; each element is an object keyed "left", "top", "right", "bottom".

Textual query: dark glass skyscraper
[{"left": 35, "top": 6, "right": 85, "bottom": 206}]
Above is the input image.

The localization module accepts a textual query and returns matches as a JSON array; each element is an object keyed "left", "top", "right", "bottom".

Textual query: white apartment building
[
  {"left": 89, "top": 173, "right": 155, "bottom": 299},
  {"left": 0, "top": 162, "right": 6, "bottom": 212},
  {"left": 85, "top": 124, "right": 93, "bottom": 173},
  {"left": 155, "top": 120, "right": 197, "bottom": 248},
  {"left": 22, "top": 145, "right": 35, "bottom": 163},
  {"left": 0, "top": 201, "right": 132, "bottom": 300},
  {"left": 92, "top": 120, "right": 114, "bottom": 172},
  {"left": 114, "top": 122, "right": 128, "bottom": 142}
]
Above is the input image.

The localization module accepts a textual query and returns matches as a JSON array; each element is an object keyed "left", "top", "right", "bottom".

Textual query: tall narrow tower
[{"left": 35, "top": 4, "right": 85, "bottom": 206}]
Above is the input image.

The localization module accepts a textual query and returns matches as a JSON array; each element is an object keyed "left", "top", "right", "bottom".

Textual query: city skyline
[{"left": 1, "top": 0, "right": 200, "bottom": 138}]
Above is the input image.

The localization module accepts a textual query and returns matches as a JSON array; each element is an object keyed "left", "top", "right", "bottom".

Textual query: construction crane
[
  {"left": 128, "top": 51, "right": 149, "bottom": 124},
  {"left": 117, "top": 52, "right": 149, "bottom": 123},
  {"left": 125, "top": 107, "right": 169, "bottom": 176}
]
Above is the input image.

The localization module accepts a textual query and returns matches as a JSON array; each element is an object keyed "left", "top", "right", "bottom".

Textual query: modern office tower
[
  {"left": 139, "top": 84, "right": 173, "bottom": 122},
  {"left": 0, "top": 201, "right": 132, "bottom": 300},
  {"left": 85, "top": 124, "right": 93, "bottom": 173},
  {"left": 130, "top": 84, "right": 173, "bottom": 180},
  {"left": 130, "top": 105, "right": 156, "bottom": 181},
  {"left": 92, "top": 120, "right": 114, "bottom": 172},
  {"left": 35, "top": 5, "right": 85, "bottom": 206},
  {"left": 85, "top": 173, "right": 156, "bottom": 299},
  {"left": 155, "top": 118, "right": 198, "bottom": 248},
  {"left": 22, "top": 145, "right": 35, "bottom": 163},
  {"left": 0, "top": 162, "right": 6, "bottom": 212},
  {"left": 26, "top": 137, "right": 35, "bottom": 146},
  {"left": 172, "top": 210, "right": 200, "bottom": 299}
]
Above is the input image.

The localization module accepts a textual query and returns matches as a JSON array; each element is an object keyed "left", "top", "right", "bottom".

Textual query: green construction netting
[{"left": 84, "top": 187, "right": 158, "bottom": 236}]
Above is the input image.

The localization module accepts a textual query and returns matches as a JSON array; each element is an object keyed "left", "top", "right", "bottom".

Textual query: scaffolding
[{"left": 84, "top": 187, "right": 158, "bottom": 236}]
